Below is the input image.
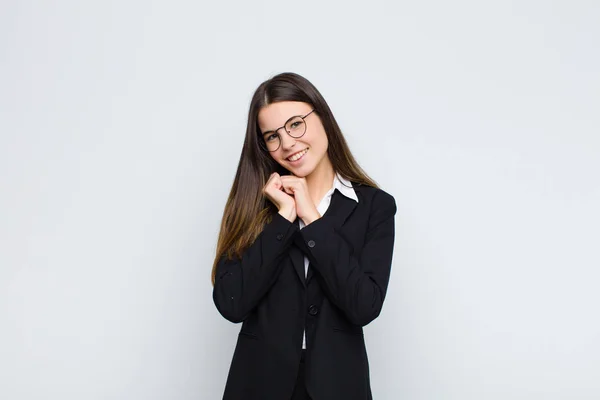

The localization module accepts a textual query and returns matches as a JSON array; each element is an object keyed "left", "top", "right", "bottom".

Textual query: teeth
[{"left": 288, "top": 148, "right": 308, "bottom": 161}]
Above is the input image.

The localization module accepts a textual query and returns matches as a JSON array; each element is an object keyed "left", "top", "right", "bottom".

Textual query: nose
[{"left": 279, "top": 131, "right": 297, "bottom": 150}]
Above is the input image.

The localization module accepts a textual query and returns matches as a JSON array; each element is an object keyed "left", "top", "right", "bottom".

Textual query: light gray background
[{"left": 1, "top": 1, "right": 599, "bottom": 399}]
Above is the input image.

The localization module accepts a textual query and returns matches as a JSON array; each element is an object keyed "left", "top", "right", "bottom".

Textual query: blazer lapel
[
  {"left": 289, "top": 242, "right": 307, "bottom": 289},
  {"left": 289, "top": 218, "right": 307, "bottom": 288},
  {"left": 304, "top": 187, "right": 359, "bottom": 286}
]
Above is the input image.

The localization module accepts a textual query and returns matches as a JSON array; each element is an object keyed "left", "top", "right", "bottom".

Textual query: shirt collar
[{"left": 332, "top": 172, "right": 359, "bottom": 203}]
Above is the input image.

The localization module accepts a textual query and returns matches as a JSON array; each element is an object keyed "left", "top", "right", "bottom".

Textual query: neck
[{"left": 305, "top": 156, "right": 335, "bottom": 206}]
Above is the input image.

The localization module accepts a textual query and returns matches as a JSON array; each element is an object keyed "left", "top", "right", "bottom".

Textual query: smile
[{"left": 287, "top": 148, "right": 308, "bottom": 162}]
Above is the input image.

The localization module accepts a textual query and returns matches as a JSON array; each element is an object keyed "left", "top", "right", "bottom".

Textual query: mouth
[{"left": 286, "top": 148, "right": 309, "bottom": 162}]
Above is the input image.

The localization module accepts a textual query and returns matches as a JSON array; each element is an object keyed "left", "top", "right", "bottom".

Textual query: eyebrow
[{"left": 261, "top": 112, "right": 304, "bottom": 134}]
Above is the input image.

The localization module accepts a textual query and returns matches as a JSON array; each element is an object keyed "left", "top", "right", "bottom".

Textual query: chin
[
  {"left": 291, "top": 171, "right": 309, "bottom": 178},
  {"left": 284, "top": 165, "right": 313, "bottom": 178}
]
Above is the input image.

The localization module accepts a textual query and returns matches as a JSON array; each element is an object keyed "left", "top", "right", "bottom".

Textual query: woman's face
[{"left": 257, "top": 101, "right": 330, "bottom": 178}]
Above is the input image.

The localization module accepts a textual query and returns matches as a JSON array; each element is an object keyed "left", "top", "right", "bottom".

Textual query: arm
[
  {"left": 213, "top": 212, "right": 299, "bottom": 323},
  {"left": 299, "top": 191, "right": 397, "bottom": 326}
]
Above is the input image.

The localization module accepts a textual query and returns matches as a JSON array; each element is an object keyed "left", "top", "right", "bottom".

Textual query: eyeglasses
[{"left": 258, "top": 109, "right": 315, "bottom": 152}]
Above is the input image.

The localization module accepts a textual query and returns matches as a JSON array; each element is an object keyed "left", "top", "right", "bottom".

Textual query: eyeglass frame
[{"left": 258, "top": 108, "right": 316, "bottom": 152}]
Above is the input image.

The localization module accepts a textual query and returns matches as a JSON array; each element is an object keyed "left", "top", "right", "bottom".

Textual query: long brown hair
[{"left": 211, "top": 72, "right": 378, "bottom": 285}]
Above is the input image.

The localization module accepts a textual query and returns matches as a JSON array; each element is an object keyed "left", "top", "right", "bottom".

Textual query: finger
[
  {"left": 266, "top": 173, "right": 281, "bottom": 187},
  {"left": 281, "top": 184, "right": 295, "bottom": 195},
  {"left": 264, "top": 176, "right": 282, "bottom": 197},
  {"left": 280, "top": 175, "right": 297, "bottom": 182},
  {"left": 282, "top": 180, "right": 302, "bottom": 193}
]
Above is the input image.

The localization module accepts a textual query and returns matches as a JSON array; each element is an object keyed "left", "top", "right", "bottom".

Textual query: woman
[{"left": 212, "top": 72, "right": 396, "bottom": 400}]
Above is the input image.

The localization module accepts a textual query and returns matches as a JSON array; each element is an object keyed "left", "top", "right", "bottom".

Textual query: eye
[{"left": 265, "top": 133, "right": 278, "bottom": 142}]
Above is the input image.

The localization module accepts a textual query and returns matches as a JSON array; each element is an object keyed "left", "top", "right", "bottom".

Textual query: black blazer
[{"left": 213, "top": 183, "right": 396, "bottom": 400}]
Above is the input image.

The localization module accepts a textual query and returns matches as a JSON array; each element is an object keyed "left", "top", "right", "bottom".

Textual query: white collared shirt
[{"left": 298, "top": 172, "right": 358, "bottom": 349}]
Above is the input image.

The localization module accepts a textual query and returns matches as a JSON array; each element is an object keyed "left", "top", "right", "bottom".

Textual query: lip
[{"left": 286, "top": 148, "right": 308, "bottom": 163}]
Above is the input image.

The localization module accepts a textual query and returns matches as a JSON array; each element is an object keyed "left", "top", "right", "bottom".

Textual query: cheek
[
  {"left": 306, "top": 129, "right": 327, "bottom": 149},
  {"left": 316, "top": 131, "right": 329, "bottom": 151},
  {"left": 274, "top": 153, "right": 287, "bottom": 164}
]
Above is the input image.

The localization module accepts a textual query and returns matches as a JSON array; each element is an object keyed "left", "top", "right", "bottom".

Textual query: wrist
[
  {"left": 278, "top": 208, "right": 296, "bottom": 223},
  {"left": 302, "top": 211, "right": 321, "bottom": 226}
]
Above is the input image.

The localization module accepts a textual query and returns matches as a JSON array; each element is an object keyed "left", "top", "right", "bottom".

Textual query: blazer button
[
  {"left": 276, "top": 233, "right": 284, "bottom": 241},
  {"left": 308, "top": 304, "right": 319, "bottom": 316},
  {"left": 307, "top": 240, "right": 315, "bottom": 248}
]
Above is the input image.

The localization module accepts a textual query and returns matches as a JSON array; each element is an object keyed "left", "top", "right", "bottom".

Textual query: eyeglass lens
[{"left": 263, "top": 116, "right": 306, "bottom": 152}]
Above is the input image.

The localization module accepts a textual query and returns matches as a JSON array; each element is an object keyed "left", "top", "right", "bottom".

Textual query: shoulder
[
  {"left": 352, "top": 183, "right": 396, "bottom": 210},
  {"left": 349, "top": 183, "right": 396, "bottom": 234}
]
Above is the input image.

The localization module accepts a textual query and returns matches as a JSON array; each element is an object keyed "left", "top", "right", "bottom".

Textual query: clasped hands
[{"left": 262, "top": 172, "right": 321, "bottom": 225}]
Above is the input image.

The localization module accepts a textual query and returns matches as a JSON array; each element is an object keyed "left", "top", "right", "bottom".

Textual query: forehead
[{"left": 257, "top": 101, "right": 311, "bottom": 133}]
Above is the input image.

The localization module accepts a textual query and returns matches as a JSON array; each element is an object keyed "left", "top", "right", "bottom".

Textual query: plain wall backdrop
[{"left": 1, "top": 1, "right": 599, "bottom": 399}]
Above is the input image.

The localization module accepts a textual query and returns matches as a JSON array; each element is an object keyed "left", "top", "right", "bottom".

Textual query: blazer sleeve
[
  {"left": 213, "top": 212, "right": 299, "bottom": 323},
  {"left": 299, "top": 190, "right": 397, "bottom": 326}
]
